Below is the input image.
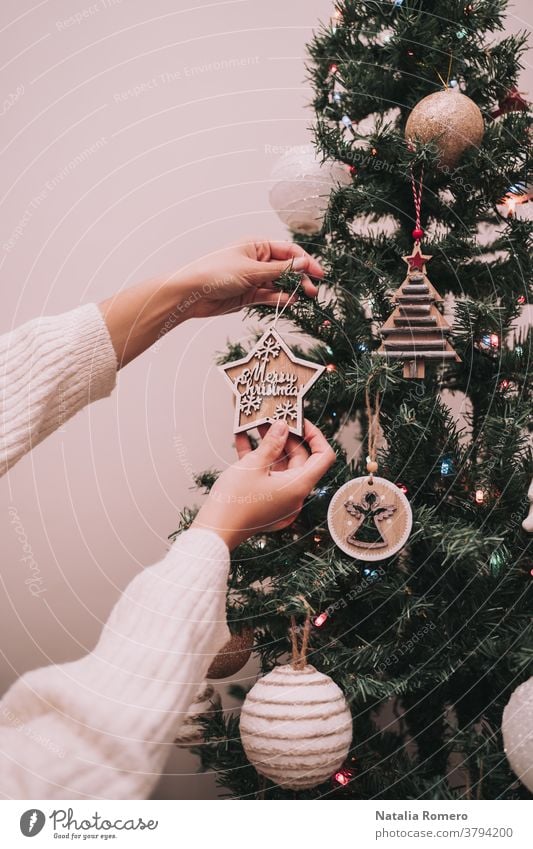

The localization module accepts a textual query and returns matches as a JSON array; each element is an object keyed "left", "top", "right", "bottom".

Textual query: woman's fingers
[
  {"left": 247, "top": 289, "right": 299, "bottom": 308},
  {"left": 294, "top": 419, "right": 336, "bottom": 489},
  {"left": 256, "top": 422, "right": 290, "bottom": 470},
  {"left": 247, "top": 260, "right": 318, "bottom": 299},
  {"left": 239, "top": 418, "right": 333, "bottom": 495},
  {"left": 235, "top": 432, "right": 253, "bottom": 460},
  {"left": 249, "top": 278, "right": 316, "bottom": 302},
  {"left": 301, "top": 418, "right": 336, "bottom": 456},
  {"left": 294, "top": 273, "right": 319, "bottom": 298},
  {"left": 256, "top": 425, "right": 309, "bottom": 471},
  {"left": 265, "top": 241, "right": 324, "bottom": 280},
  {"left": 285, "top": 434, "right": 309, "bottom": 470},
  {"left": 252, "top": 420, "right": 290, "bottom": 467}
]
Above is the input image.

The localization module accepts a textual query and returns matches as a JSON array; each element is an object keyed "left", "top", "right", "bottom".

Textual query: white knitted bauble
[
  {"left": 174, "top": 683, "right": 221, "bottom": 748},
  {"left": 502, "top": 676, "right": 533, "bottom": 792},
  {"left": 240, "top": 663, "right": 353, "bottom": 790},
  {"left": 269, "top": 144, "right": 352, "bottom": 234}
]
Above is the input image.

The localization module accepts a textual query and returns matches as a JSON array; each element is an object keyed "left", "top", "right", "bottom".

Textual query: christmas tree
[{"left": 176, "top": 0, "right": 532, "bottom": 798}]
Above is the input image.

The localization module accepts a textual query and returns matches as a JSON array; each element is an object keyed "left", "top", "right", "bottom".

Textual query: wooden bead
[{"left": 367, "top": 460, "right": 379, "bottom": 474}]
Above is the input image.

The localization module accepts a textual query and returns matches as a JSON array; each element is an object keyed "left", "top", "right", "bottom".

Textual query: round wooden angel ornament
[
  {"left": 327, "top": 475, "right": 412, "bottom": 561},
  {"left": 327, "top": 390, "right": 412, "bottom": 561}
]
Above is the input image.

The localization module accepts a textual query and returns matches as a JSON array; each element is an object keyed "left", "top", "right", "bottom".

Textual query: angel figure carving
[{"left": 344, "top": 490, "right": 396, "bottom": 549}]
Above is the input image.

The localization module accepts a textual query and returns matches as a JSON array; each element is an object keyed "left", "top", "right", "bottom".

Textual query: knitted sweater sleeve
[
  {"left": 0, "top": 528, "right": 231, "bottom": 799},
  {"left": 0, "top": 306, "right": 232, "bottom": 798},
  {"left": 0, "top": 303, "right": 117, "bottom": 474}
]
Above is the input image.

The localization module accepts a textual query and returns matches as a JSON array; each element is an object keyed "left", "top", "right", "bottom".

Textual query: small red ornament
[
  {"left": 412, "top": 227, "right": 424, "bottom": 241},
  {"left": 321, "top": 319, "right": 332, "bottom": 328},
  {"left": 490, "top": 87, "right": 529, "bottom": 119},
  {"left": 314, "top": 612, "right": 329, "bottom": 627},
  {"left": 530, "top": 568, "right": 533, "bottom": 578},
  {"left": 326, "top": 363, "right": 337, "bottom": 373},
  {"left": 333, "top": 769, "right": 352, "bottom": 786},
  {"left": 396, "top": 482, "right": 409, "bottom": 495},
  {"left": 517, "top": 295, "right": 526, "bottom": 305}
]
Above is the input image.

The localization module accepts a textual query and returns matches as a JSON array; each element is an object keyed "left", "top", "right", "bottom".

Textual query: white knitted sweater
[{"left": 0, "top": 304, "right": 230, "bottom": 799}]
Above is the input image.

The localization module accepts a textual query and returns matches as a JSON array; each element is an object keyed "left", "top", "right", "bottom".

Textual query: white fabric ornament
[
  {"left": 174, "top": 683, "right": 221, "bottom": 747},
  {"left": 240, "top": 663, "right": 353, "bottom": 789},
  {"left": 269, "top": 144, "right": 352, "bottom": 234},
  {"left": 502, "top": 676, "right": 533, "bottom": 792},
  {"left": 523, "top": 476, "right": 533, "bottom": 532}
]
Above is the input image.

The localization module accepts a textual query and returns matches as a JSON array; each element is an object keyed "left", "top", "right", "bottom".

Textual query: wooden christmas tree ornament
[
  {"left": 377, "top": 245, "right": 461, "bottom": 378},
  {"left": 220, "top": 326, "right": 325, "bottom": 437}
]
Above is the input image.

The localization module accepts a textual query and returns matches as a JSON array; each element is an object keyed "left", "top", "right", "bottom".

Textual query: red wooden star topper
[
  {"left": 403, "top": 244, "right": 432, "bottom": 273},
  {"left": 490, "top": 87, "right": 529, "bottom": 120}
]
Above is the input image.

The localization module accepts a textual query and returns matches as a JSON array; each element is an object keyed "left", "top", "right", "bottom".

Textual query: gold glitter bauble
[
  {"left": 207, "top": 627, "right": 254, "bottom": 679},
  {"left": 405, "top": 89, "right": 484, "bottom": 167}
]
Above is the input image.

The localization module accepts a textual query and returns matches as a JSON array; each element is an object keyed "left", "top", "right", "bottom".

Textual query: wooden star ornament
[
  {"left": 403, "top": 244, "right": 432, "bottom": 273},
  {"left": 220, "top": 327, "right": 325, "bottom": 436}
]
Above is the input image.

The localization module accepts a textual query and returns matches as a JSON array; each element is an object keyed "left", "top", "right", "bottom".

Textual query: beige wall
[{"left": 1, "top": 0, "right": 531, "bottom": 800}]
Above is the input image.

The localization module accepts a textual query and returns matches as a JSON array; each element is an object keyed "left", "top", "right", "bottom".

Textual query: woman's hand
[
  {"left": 191, "top": 419, "right": 335, "bottom": 550},
  {"left": 173, "top": 239, "right": 324, "bottom": 318},
  {"left": 100, "top": 239, "right": 323, "bottom": 367}
]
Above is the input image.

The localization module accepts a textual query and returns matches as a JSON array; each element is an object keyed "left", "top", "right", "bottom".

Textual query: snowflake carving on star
[
  {"left": 240, "top": 392, "right": 262, "bottom": 416},
  {"left": 273, "top": 401, "right": 298, "bottom": 422},
  {"left": 254, "top": 336, "right": 281, "bottom": 361}
]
